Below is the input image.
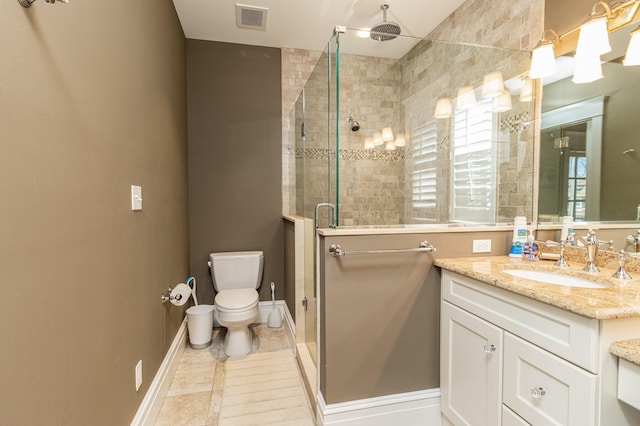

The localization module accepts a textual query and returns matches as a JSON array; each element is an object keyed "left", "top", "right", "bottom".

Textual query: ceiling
[{"left": 172, "top": 0, "right": 467, "bottom": 56}]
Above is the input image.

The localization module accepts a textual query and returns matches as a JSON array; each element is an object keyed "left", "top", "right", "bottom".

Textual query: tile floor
[{"left": 154, "top": 323, "right": 315, "bottom": 426}]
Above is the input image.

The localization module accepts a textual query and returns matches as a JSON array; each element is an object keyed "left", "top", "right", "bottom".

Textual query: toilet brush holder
[{"left": 267, "top": 281, "right": 282, "bottom": 328}]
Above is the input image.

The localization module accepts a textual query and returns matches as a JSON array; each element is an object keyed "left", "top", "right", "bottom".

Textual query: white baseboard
[
  {"left": 130, "top": 318, "right": 188, "bottom": 426},
  {"left": 318, "top": 389, "right": 441, "bottom": 426}
]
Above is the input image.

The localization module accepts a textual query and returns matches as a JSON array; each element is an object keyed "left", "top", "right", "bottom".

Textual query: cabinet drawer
[
  {"left": 502, "top": 405, "right": 529, "bottom": 426},
  {"left": 503, "top": 333, "right": 597, "bottom": 426},
  {"left": 442, "top": 270, "right": 599, "bottom": 372}
]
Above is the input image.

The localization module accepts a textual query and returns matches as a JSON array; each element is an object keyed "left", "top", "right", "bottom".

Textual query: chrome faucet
[
  {"left": 567, "top": 229, "right": 600, "bottom": 273},
  {"left": 626, "top": 230, "right": 640, "bottom": 253}
]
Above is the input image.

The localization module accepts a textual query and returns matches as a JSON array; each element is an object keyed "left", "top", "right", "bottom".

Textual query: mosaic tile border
[
  {"left": 295, "top": 147, "right": 405, "bottom": 162},
  {"left": 500, "top": 112, "right": 530, "bottom": 134}
]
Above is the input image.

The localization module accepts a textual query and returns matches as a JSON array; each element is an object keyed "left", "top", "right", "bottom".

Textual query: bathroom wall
[
  {"left": 319, "top": 230, "right": 513, "bottom": 404},
  {"left": 187, "top": 40, "right": 285, "bottom": 303},
  {"left": 0, "top": 1, "right": 188, "bottom": 425}
]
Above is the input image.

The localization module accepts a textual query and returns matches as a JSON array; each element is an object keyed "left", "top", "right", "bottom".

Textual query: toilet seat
[{"left": 215, "top": 288, "right": 259, "bottom": 313}]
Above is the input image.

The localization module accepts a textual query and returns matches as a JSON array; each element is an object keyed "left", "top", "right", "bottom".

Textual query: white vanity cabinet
[{"left": 440, "top": 269, "right": 640, "bottom": 426}]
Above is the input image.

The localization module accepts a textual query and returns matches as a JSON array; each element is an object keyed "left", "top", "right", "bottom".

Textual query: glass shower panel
[
  {"left": 295, "top": 35, "right": 338, "bottom": 365},
  {"left": 333, "top": 29, "right": 535, "bottom": 226}
]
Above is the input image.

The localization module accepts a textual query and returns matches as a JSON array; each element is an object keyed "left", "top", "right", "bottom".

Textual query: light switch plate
[
  {"left": 135, "top": 360, "right": 143, "bottom": 391},
  {"left": 472, "top": 239, "right": 492, "bottom": 253},
  {"left": 131, "top": 185, "right": 142, "bottom": 211}
]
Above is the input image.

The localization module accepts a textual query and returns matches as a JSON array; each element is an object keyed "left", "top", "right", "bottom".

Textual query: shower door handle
[{"left": 315, "top": 203, "right": 336, "bottom": 229}]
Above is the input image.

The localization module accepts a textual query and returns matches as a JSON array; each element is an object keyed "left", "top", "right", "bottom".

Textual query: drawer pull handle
[
  {"left": 483, "top": 344, "right": 496, "bottom": 353},
  {"left": 531, "top": 387, "right": 546, "bottom": 400}
]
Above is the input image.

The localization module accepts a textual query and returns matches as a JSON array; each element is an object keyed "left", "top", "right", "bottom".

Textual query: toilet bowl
[
  {"left": 209, "top": 251, "right": 264, "bottom": 357},
  {"left": 214, "top": 288, "right": 259, "bottom": 356}
]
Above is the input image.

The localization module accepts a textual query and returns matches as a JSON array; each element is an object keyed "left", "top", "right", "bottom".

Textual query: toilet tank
[{"left": 209, "top": 251, "right": 264, "bottom": 291}]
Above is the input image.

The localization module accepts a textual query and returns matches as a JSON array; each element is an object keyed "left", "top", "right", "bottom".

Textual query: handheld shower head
[{"left": 347, "top": 116, "right": 360, "bottom": 132}]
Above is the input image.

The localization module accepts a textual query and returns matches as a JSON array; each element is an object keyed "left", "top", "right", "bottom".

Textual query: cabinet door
[
  {"left": 441, "top": 301, "right": 503, "bottom": 426},
  {"left": 503, "top": 333, "right": 597, "bottom": 426}
]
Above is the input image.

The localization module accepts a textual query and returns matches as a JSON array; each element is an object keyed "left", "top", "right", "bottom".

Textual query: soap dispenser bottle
[{"left": 522, "top": 229, "right": 540, "bottom": 262}]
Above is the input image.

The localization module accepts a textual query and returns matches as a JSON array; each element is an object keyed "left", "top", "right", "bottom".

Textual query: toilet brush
[{"left": 268, "top": 281, "right": 282, "bottom": 328}]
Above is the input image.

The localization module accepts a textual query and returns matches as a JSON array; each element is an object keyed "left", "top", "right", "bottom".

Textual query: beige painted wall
[
  {"left": 186, "top": 40, "right": 284, "bottom": 304},
  {"left": 0, "top": 1, "right": 188, "bottom": 424},
  {"left": 319, "top": 230, "right": 513, "bottom": 403}
]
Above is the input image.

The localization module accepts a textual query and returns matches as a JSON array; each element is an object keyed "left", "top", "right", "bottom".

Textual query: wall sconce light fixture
[
  {"left": 624, "top": 26, "right": 640, "bottom": 65},
  {"left": 456, "top": 86, "right": 477, "bottom": 111},
  {"left": 434, "top": 98, "right": 453, "bottom": 119},
  {"left": 529, "top": 29, "right": 559, "bottom": 79},
  {"left": 576, "top": 1, "right": 613, "bottom": 58},
  {"left": 481, "top": 72, "right": 505, "bottom": 98}
]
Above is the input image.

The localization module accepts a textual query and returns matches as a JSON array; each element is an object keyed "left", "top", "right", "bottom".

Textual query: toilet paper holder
[{"left": 160, "top": 286, "right": 184, "bottom": 304}]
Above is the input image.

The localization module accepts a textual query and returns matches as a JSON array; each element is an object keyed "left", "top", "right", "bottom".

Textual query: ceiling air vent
[{"left": 235, "top": 4, "right": 268, "bottom": 31}]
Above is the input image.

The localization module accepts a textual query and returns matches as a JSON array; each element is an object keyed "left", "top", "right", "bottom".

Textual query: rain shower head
[
  {"left": 370, "top": 4, "right": 401, "bottom": 42},
  {"left": 347, "top": 116, "right": 360, "bottom": 132}
]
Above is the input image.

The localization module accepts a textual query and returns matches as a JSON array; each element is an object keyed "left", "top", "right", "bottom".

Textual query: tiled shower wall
[{"left": 281, "top": 0, "right": 544, "bottom": 225}]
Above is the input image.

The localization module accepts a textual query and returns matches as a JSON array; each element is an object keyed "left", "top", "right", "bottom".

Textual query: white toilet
[{"left": 209, "top": 251, "right": 264, "bottom": 356}]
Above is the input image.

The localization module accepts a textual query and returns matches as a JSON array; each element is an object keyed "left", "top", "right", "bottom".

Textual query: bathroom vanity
[{"left": 436, "top": 256, "right": 640, "bottom": 426}]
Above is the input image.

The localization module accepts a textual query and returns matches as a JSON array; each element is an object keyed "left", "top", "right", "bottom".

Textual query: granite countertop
[
  {"left": 434, "top": 255, "right": 640, "bottom": 320},
  {"left": 610, "top": 339, "right": 640, "bottom": 365}
]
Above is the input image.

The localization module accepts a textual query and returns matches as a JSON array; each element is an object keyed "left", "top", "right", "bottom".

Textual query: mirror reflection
[{"left": 539, "top": 24, "right": 640, "bottom": 223}]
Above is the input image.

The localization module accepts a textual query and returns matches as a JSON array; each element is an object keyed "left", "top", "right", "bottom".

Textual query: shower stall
[{"left": 286, "top": 26, "right": 535, "bottom": 404}]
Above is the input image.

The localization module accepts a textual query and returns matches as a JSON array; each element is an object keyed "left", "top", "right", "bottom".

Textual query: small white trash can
[{"left": 186, "top": 305, "right": 214, "bottom": 349}]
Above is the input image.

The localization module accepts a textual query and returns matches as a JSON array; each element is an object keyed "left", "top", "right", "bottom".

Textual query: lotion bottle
[{"left": 509, "top": 216, "right": 527, "bottom": 258}]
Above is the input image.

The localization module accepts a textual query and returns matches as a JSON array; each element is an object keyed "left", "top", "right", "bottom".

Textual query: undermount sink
[{"left": 503, "top": 269, "right": 608, "bottom": 289}]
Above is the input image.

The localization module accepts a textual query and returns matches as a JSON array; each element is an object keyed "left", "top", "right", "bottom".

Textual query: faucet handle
[
  {"left": 598, "top": 239, "right": 615, "bottom": 251},
  {"left": 612, "top": 250, "right": 632, "bottom": 280},
  {"left": 555, "top": 241, "right": 570, "bottom": 268}
]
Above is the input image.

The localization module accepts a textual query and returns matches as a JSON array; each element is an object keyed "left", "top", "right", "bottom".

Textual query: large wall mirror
[{"left": 540, "top": 1, "right": 640, "bottom": 224}]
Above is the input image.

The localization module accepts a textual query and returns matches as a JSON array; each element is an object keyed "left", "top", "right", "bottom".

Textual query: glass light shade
[
  {"left": 624, "top": 27, "right": 640, "bottom": 66},
  {"left": 373, "top": 132, "right": 384, "bottom": 146},
  {"left": 492, "top": 91, "right": 512, "bottom": 113},
  {"left": 382, "top": 127, "right": 394, "bottom": 141},
  {"left": 364, "top": 137, "right": 375, "bottom": 150},
  {"left": 456, "top": 86, "right": 476, "bottom": 111},
  {"left": 572, "top": 51, "right": 603, "bottom": 84},
  {"left": 519, "top": 77, "right": 533, "bottom": 102},
  {"left": 394, "top": 133, "right": 406, "bottom": 147},
  {"left": 357, "top": 29, "right": 371, "bottom": 38},
  {"left": 529, "top": 43, "right": 556, "bottom": 79},
  {"left": 576, "top": 16, "right": 611, "bottom": 57},
  {"left": 385, "top": 140, "right": 396, "bottom": 151},
  {"left": 433, "top": 98, "right": 452, "bottom": 118},
  {"left": 481, "top": 72, "right": 505, "bottom": 98}
]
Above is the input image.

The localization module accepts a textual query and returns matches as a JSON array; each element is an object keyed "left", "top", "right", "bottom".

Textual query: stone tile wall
[{"left": 282, "top": 0, "right": 544, "bottom": 225}]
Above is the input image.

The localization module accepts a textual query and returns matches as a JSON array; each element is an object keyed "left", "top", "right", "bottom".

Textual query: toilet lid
[{"left": 215, "top": 288, "right": 259, "bottom": 311}]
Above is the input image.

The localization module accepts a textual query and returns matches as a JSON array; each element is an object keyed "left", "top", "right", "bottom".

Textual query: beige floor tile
[
  {"left": 222, "top": 385, "right": 307, "bottom": 406},
  {"left": 154, "top": 392, "right": 211, "bottom": 426},
  {"left": 222, "top": 377, "right": 305, "bottom": 396},
  {"left": 167, "top": 364, "right": 216, "bottom": 396},
  {"left": 155, "top": 322, "right": 315, "bottom": 426},
  {"left": 220, "top": 394, "right": 309, "bottom": 418},
  {"left": 219, "top": 406, "right": 314, "bottom": 426}
]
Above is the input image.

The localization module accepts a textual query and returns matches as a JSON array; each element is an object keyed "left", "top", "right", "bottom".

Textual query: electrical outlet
[
  {"left": 135, "top": 360, "right": 143, "bottom": 391},
  {"left": 472, "top": 239, "right": 492, "bottom": 253}
]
